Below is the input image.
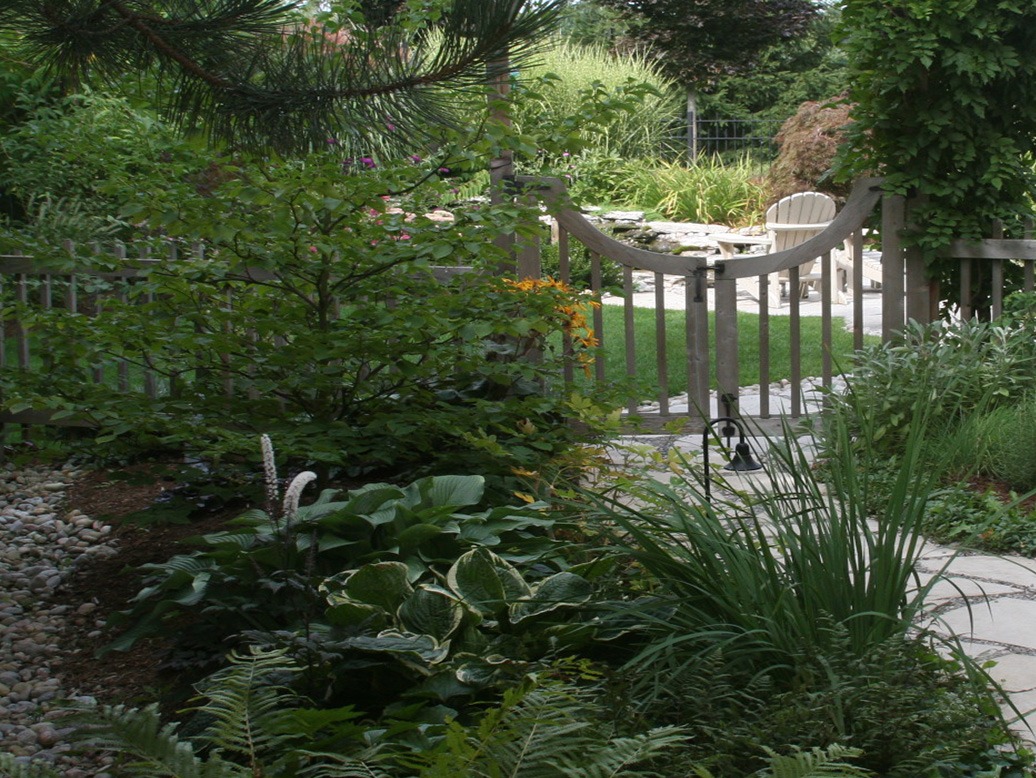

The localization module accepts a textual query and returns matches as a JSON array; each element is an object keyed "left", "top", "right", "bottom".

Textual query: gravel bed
[{"left": 0, "top": 461, "right": 119, "bottom": 776}]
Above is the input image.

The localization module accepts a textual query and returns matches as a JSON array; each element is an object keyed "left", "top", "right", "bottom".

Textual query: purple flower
[
  {"left": 410, "top": 154, "right": 423, "bottom": 163},
  {"left": 386, "top": 122, "right": 396, "bottom": 131},
  {"left": 326, "top": 137, "right": 339, "bottom": 145},
  {"left": 438, "top": 167, "right": 450, "bottom": 174},
  {"left": 361, "top": 157, "right": 376, "bottom": 169}
]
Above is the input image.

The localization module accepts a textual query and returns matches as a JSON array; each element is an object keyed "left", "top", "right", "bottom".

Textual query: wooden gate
[{"left": 521, "top": 176, "right": 1036, "bottom": 434}]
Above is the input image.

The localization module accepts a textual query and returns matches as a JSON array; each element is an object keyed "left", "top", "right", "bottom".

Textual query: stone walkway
[{"left": 919, "top": 549, "right": 1036, "bottom": 737}]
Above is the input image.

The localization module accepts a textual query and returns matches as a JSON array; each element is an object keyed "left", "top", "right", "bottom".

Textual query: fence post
[{"left": 881, "top": 193, "right": 907, "bottom": 341}]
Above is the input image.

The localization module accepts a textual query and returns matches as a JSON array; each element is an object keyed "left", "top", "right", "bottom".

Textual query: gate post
[
  {"left": 714, "top": 275, "right": 740, "bottom": 417},
  {"left": 881, "top": 193, "right": 907, "bottom": 341}
]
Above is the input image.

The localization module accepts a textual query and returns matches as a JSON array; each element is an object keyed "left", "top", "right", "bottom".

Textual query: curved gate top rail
[{"left": 710, "top": 177, "right": 884, "bottom": 280}]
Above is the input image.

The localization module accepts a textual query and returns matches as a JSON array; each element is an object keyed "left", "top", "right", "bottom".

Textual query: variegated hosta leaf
[
  {"left": 509, "top": 572, "right": 593, "bottom": 624},
  {"left": 447, "top": 548, "right": 531, "bottom": 617},
  {"left": 341, "top": 629, "right": 450, "bottom": 665},
  {"left": 397, "top": 585, "right": 466, "bottom": 641}
]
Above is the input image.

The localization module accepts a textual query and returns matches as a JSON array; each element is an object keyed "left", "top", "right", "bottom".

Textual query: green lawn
[{"left": 581, "top": 305, "right": 877, "bottom": 398}]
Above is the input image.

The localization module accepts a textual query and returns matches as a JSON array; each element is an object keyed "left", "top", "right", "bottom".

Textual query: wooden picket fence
[{"left": 4, "top": 178, "right": 1036, "bottom": 443}]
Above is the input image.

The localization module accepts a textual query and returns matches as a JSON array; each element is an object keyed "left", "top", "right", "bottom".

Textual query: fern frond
[
  {"left": 193, "top": 646, "right": 303, "bottom": 763},
  {"left": 0, "top": 752, "right": 63, "bottom": 778},
  {"left": 294, "top": 752, "right": 393, "bottom": 777},
  {"left": 67, "top": 703, "right": 242, "bottom": 778},
  {"left": 556, "top": 726, "right": 689, "bottom": 778},
  {"left": 755, "top": 745, "right": 871, "bottom": 778},
  {"left": 422, "top": 677, "right": 686, "bottom": 778}
]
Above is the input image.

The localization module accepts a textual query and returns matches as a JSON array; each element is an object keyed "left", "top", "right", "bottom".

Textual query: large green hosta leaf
[
  {"left": 341, "top": 629, "right": 450, "bottom": 665},
  {"left": 510, "top": 572, "right": 593, "bottom": 624},
  {"left": 447, "top": 548, "right": 531, "bottom": 617},
  {"left": 405, "top": 474, "right": 485, "bottom": 509},
  {"left": 398, "top": 586, "right": 465, "bottom": 641}
]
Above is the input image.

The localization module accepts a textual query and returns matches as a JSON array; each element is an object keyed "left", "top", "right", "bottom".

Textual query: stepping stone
[
  {"left": 941, "top": 555, "right": 1036, "bottom": 587},
  {"left": 936, "top": 598, "right": 1036, "bottom": 651},
  {"left": 988, "top": 653, "right": 1036, "bottom": 693}
]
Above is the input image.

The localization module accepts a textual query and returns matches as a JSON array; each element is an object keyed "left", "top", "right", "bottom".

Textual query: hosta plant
[
  {"left": 107, "top": 436, "right": 610, "bottom": 709},
  {"left": 308, "top": 548, "right": 595, "bottom": 702}
]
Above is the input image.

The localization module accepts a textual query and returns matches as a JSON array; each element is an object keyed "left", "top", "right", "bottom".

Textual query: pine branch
[{"left": 1, "top": 0, "right": 565, "bottom": 154}]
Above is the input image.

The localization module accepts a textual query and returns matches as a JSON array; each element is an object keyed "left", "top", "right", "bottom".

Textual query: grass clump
[
  {"left": 610, "top": 155, "right": 766, "bottom": 225},
  {"left": 580, "top": 411, "right": 1020, "bottom": 776}
]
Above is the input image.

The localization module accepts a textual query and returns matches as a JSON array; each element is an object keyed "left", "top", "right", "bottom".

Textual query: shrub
[
  {"left": 0, "top": 90, "right": 202, "bottom": 241},
  {"left": 1, "top": 153, "right": 619, "bottom": 480},
  {"left": 830, "top": 317, "right": 1036, "bottom": 458},
  {"left": 512, "top": 39, "right": 679, "bottom": 161},
  {"left": 766, "top": 97, "right": 854, "bottom": 202}
]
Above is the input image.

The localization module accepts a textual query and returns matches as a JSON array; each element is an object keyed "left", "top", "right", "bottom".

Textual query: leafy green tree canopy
[
  {"left": 836, "top": 0, "right": 1036, "bottom": 256},
  {"left": 0, "top": 0, "right": 564, "bottom": 155},
  {"left": 591, "top": 0, "right": 819, "bottom": 87}
]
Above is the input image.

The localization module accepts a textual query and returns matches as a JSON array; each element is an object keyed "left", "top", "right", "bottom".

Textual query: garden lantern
[{"left": 701, "top": 416, "right": 762, "bottom": 501}]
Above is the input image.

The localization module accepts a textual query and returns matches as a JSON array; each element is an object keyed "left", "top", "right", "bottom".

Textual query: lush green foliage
[
  {"left": 108, "top": 450, "right": 613, "bottom": 711},
  {"left": 829, "top": 316, "right": 1036, "bottom": 456},
  {"left": 837, "top": 0, "right": 1036, "bottom": 267},
  {"left": 60, "top": 421, "right": 1032, "bottom": 776},
  {"left": 593, "top": 418, "right": 943, "bottom": 674},
  {"left": 548, "top": 153, "right": 765, "bottom": 223},
  {"left": 583, "top": 415, "right": 1017, "bottom": 775},
  {"left": 696, "top": 7, "right": 847, "bottom": 124},
  {"left": 0, "top": 89, "right": 204, "bottom": 243},
  {"left": 828, "top": 295, "right": 1036, "bottom": 560},
  {"left": 609, "top": 156, "right": 765, "bottom": 224},
  {"left": 1, "top": 153, "right": 617, "bottom": 478},
  {"left": 943, "top": 394, "right": 1036, "bottom": 492},
  {"left": 56, "top": 650, "right": 687, "bottom": 777},
  {"left": 922, "top": 482, "right": 1036, "bottom": 556}
]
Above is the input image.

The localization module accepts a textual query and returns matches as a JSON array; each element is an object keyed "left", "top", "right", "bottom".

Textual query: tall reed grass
[
  {"left": 513, "top": 40, "right": 679, "bottom": 160},
  {"left": 584, "top": 410, "right": 981, "bottom": 694},
  {"left": 611, "top": 155, "right": 766, "bottom": 224}
]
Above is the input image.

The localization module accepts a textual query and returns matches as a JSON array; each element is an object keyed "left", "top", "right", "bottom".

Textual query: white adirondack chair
[{"left": 766, "top": 191, "right": 836, "bottom": 306}]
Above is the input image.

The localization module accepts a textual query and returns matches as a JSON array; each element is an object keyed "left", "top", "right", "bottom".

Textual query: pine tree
[{"left": 0, "top": 0, "right": 563, "bottom": 154}]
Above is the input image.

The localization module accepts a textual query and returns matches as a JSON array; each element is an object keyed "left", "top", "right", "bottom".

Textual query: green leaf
[
  {"left": 325, "top": 600, "right": 387, "bottom": 629},
  {"left": 397, "top": 586, "right": 465, "bottom": 641},
  {"left": 342, "top": 629, "right": 450, "bottom": 664},
  {"left": 408, "top": 474, "right": 486, "bottom": 509},
  {"left": 447, "top": 548, "right": 530, "bottom": 617},
  {"left": 345, "top": 562, "right": 413, "bottom": 611},
  {"left": 395, "top": 523, "right": 444, "bottom": 550},
  {"left": 510, "top": 572, "right": 593, "bottom": 624}
]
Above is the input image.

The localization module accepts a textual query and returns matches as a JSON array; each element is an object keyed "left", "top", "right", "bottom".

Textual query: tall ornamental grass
[
  {"left": 513, "top": 39, "right": 679, "bottom": 161},
  {"left": 586, "top": 409, "right": 969, "bottom": 687},
  {"left": 612, "top": 155, "right": 766, "bottom": 224}
]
